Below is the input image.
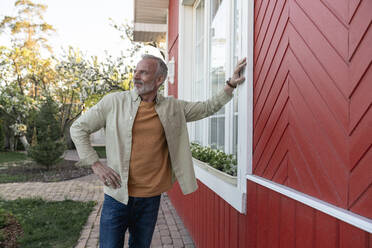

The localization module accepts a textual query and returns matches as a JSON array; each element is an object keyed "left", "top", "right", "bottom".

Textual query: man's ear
[{"left": 156, "top": 75, "right": 165, "bottom": 87}]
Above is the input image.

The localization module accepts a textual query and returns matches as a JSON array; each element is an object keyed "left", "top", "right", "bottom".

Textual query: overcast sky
[{"left": 0, "top": 0, "right": 141, "bottom": 59}]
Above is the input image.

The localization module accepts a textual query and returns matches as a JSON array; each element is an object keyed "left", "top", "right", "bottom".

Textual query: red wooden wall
[
  {"left": 167, "top": 0, "right": 372, "bottom": 247},
  {"left": 167, "top": 0, "right": 179, "bottom": 98}
]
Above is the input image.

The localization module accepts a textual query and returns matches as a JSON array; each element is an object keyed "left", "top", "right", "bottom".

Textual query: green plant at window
[{"left": 190, "top": 142, "right": 237, "bottom": 176}]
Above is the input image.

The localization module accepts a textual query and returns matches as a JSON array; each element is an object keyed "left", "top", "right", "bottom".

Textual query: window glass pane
[
  {"left": 194, "top": 0, "right": 204, "bottom": 144},
  {"left": 232, "top": 0, "right": 241, "bottom": 155},
  {"left": 209, "top": 0, "right": 227, "bottom": 150},
  {"left": 209, "top": 116, "right": 225, "bottom": 150}
]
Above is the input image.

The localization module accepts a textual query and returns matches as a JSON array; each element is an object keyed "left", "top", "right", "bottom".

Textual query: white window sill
[{"left": 193, "top": 158, "right": 246, "bottom": 214}]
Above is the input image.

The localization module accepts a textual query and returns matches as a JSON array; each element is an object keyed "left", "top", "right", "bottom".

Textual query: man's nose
[{"left": 134, "top": 70, "right": 140, "bottom": 79}]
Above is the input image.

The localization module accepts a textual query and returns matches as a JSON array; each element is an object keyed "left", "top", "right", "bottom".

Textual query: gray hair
[{"left": 141, "top": 54, "right": 168, "bottom": 82}]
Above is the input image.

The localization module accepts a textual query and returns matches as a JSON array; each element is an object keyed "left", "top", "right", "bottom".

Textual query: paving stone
[
  {"left": 157, "top": 224, "right": 168, "bottom": 230},
  {"left": 173, "top": 238, "right": 184, "bottom": 247},
  {"left": 160, "top": 229, "right": 170, "bottom": 236},
  {"left": 180, "top": 228, "right": 190, "bottom": 236},
  {"left": 171, "top": 230, "right": 181, "bottom": 239},
  {"left": 161, "top": 236, "right": 172, "bottom": 245},
  {"left": 168, "top": 224, "right": 178, "bottom": 231},
  {"left": 182, "top": 235, "right": 194, "bottom": 244}
]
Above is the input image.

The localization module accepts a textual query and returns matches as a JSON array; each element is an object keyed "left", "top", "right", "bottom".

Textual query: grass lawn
[
  {"left": 93, "top": 146, "right": 106, "bottom": 158},
  {"left": 0, "top": 151, "right": 28, "bottom": 163},
  {"left": 0, "top": 198, "right": 96, "bottom": 248}
]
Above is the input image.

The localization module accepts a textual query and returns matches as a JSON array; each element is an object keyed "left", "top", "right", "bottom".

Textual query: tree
[
  {"left": 0, "top": 120, "right": 5, "bottom": 151},
  {"left": 0, "top": 0, "right": 55, "bottom": 51},
  {"left": 0, "top": 0, "right": 57, "bottom": 150},
  {"left": 0, "top": 80, "right": 36, "bottom": 150},
  {"left": 52, "top": 47, "right": 133, "bottom": 147},
  {"left": 28, "top": 97, "right": 65, "bottom": 169}
]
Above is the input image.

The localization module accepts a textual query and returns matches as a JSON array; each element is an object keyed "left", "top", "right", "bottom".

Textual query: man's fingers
[
  {"left": 238, "top": 57, "right": 246, "bottom": 65},
  {"left": 105, "top": 175, "right": 120, "bottom": 188},
  {"left": 110, "top": 169, "right": 122, "bottom": 182},
  {"left": 94, "top": 163, "right": 122, "bottom": 188},
  {"left": 108, "top": 168, "right": 122, "bottom": 186},
  {"left": 234, "top": 62, "right": 247, "bottom": 75},
  {"left": 108, "top": 172, "right": 122, "bottom": 188},
  {"left": 236, "top": 77, "right": 246, "bottom": 84}
]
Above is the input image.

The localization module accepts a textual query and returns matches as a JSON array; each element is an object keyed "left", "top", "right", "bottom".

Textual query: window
[
  {"left": 179, "top": 0, "right": 252, "bottom": 213},
  {"left": 190, "top": 0, "right": 244, "bottom": 157},
  {"left": 193, "top": 0, "right": 205, "bottom": 145},
  {"left": 208, "top": 0, "right": 227, "bottom": 151},
  {"left": 191, "top": 0, "right": 233, "bottom": 153}
]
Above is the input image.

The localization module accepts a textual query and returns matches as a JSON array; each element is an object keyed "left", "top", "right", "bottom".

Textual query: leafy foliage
[
  {"left": 28, "top": 97, "right": 65, "bottom": 169},
  {"left": 0, "top": 207, "right": 12, "bottom": 243},
  {"left": 0, "top": 0, "right": 55, "bottom": 51},
  {"left": 0, "top": 208, "right": 8, "bottom": 229},
  {"left": 0, "top": 122, "right": 5, "bottom": 151},
  {"left": 190, "top": 142, "right": 237, "bottom": 176}
]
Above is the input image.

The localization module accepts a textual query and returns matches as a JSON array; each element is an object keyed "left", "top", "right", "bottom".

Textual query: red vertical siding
[
  {"left": 168, "top": 0, "right": 178, "bottom": 48},
  {"left": 168, "top": 180, "right": 371, "bottom": 248},
  {"left": 314, "top": 211, "right": 338, "bottom": 248},
  {"left": 167, "top": 0, "right": 179, "bottom": 97}
]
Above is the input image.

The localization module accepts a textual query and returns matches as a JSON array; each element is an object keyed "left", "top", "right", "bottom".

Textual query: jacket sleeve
[
  {"left": 70, "top": 94, "right": 111, "bottom": 166},
  {"left": 179, "top": 88, "right": 233, "bottom": 122}
]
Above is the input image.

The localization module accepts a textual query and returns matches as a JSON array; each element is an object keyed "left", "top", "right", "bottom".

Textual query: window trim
[{"left": 178, "top": 0, "right": 253, "bottom": 214}]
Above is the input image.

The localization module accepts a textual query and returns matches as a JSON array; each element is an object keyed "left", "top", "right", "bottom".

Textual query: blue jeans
[{"left": 99, "top": 194, "right": 161, "bottom": 248}]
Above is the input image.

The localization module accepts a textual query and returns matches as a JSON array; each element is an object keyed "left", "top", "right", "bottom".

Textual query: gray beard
[{"left": 134, "top": 80, "right": 156, "bottom": 95}]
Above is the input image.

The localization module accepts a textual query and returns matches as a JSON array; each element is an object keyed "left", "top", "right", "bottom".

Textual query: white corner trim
[
  {"left": 195, "top": 162, "right": 246, "bottom": 214},
  {"left": 247, "top": 175, "right": 372, "bottom": 233}
]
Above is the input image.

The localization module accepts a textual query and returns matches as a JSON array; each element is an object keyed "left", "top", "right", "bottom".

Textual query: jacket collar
[{"left": 130, "top": 89, "right": 164, "bottom": 104}]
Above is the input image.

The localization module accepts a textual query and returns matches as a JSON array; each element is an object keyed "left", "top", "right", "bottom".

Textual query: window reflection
[
  {"left": 209, "top": 0, "right": 227, "bottom": 150},
  {"left": 232, "top": 0, "right": 241, "bottom": 155},
  {"left": 194, "top": 0, "right": 205, "bottom": 145}
]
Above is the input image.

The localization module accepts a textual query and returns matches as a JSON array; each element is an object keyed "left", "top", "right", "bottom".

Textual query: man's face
[{"left": 133, "top": 59, "right": 161, "bottom": 96}]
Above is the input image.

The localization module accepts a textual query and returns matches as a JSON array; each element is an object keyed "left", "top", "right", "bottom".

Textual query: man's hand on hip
[{"left": 92, "top": 161, "right": 122, "bottom": 189}]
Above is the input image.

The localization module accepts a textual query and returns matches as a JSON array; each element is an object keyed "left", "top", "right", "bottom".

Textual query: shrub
[
  {"left": 0, "top": 122, "right": 5, "bottom": 151},
  {"left": 190, "top": 142, "right": 237, "bottom": 176},
  {"left": 28, "top": 136, "right": 65, "bottom": 170},
  {"left": 0, "top": 208, "right": 7, "bottom": 229},
  {"left": 28, "top": 97, "right": 65, "bottom": 170},
  {"left": 0, "top": 208, "right": 5, "bottom": 242}
]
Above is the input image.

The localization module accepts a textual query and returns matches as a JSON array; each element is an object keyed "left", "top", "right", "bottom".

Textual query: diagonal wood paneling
[
  {"left": 296, "top": 0, "right": 349, "bottom": 60},
  {"left": 322, "top": 0, "right": 349, "bottom": 24},
  {"left": 253, "top": 0, "right": 372, "bottom": 217}
]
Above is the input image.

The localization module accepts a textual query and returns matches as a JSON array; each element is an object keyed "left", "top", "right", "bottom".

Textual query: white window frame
[{"left": 178, "top": 0, "right": 253, "bottom": 214}]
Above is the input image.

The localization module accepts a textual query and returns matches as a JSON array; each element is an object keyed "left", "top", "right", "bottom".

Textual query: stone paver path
[{"left": 0, "top": 151, "right": 195, "bottom": 248}]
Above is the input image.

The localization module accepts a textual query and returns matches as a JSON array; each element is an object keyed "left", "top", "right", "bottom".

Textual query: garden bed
[
  {"left": 0, "top": 159, "right": 93, "bottom": 183},
  {"left": 0, "top": 212, "right": 23, "bottom": 248}
]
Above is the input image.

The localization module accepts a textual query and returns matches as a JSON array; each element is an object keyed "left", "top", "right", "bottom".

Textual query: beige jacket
[{"left": 70, "top": 88, "right": 233, "bottom": 204}]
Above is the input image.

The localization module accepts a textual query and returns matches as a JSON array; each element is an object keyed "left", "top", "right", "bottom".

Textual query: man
[{"left": 70, "top": 54, "right": 246, "bottom": 248}]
